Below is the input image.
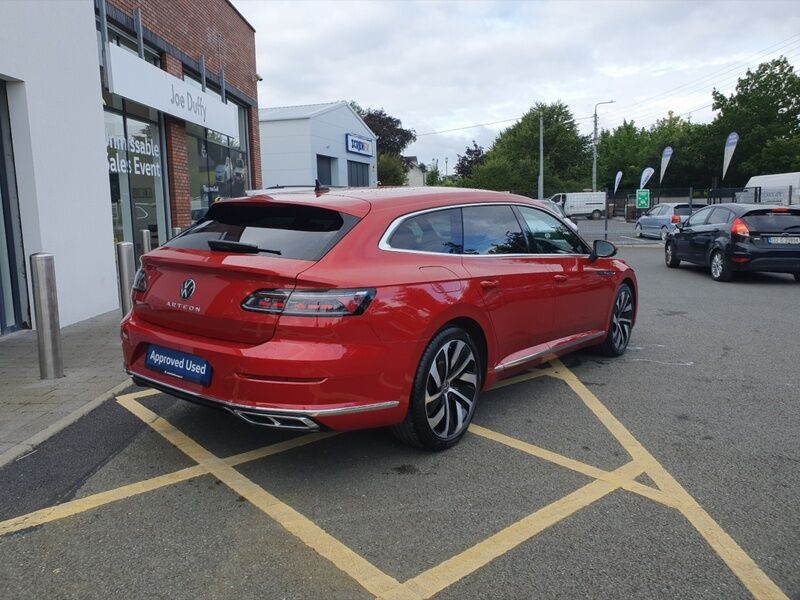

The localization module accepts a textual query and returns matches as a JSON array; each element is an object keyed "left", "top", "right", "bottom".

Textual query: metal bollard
[
  {"left": 171, "top": 227, "right": 182, "bottom": 237},
  {"left": 140, "top": 229, "right": 152, "bottom": 254},
  {"left": 29, "top": 253, "right": 64, "bottom": 379},
  {"left": 116, "top": 242, "right": 135, "bottom": 317}
]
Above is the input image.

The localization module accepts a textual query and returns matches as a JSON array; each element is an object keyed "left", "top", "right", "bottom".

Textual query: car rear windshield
[
  {"left": 674, "top": 204, "right": 705, "bottom": 216},
  {"left": 742, "top": 208, "right": 800, "bottom": 233},
  {"left": 165, "top": 202, "right": 359, "bottom": 260}
]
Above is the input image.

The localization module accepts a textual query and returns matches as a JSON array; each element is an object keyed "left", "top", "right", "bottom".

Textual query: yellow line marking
[
  {"left": 399, "top": 461, "right": 643, "bottom": 599},
  {"left": 0, "top": 465, "right": 206, "bottom": 536},
  {"left": 551, "top": 360, "right": 788, "bottom": 600},
  {"left": 117, "top": 396, "right": 420, "bottom": 600},
  {"left": 469, "top": 424, "right": 678, "bottom": 508},
  {"left": 0, "top": 407, "right": 335, "bottom": 538},
  {"left": 115, "top": 388, "right": 161, "bottom": 402}
]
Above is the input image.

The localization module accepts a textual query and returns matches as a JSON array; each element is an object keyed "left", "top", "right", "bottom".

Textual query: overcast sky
[{"left": 232, "top": 0, "right": 800, "bottom": 171}]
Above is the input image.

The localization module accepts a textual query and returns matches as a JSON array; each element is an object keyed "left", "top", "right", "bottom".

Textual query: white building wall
[
  {"left": 309, "top": 107, "right": 376, "bottom": 187},
  {"left": 259, "top": 119, "right": 312, "bottom": 187},
  {"left": 0, "top": 0, "right": 119, "bottom": 328},
  {"left": 406, "top": 165, "right": 425, "bottom": 187}
]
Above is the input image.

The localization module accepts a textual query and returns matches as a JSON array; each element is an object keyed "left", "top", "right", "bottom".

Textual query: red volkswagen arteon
[{"left": 122, "top": 187, "right": 637, "bottom": 450}]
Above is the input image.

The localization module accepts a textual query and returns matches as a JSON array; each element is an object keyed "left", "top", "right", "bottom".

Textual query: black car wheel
[
  {"left": 793, "top": 273, "right": 800, "bottom": 282},
  {"left": 634, "top": 223, "right": 642, "bottom": 238},
  {"left": 710, "top": 250, "right": 734, "bottom": 282},
  {"left": 660, "top": 226, "right": 669, "bottom": 242},
  {"left": 665, "top": 242, "right": 680, "bottom": 268},
  {"left": 597, "top": 283, "right": 635, "bottom": 357},
  {"left": 391, "top": 326, "right": 481, "bottom": 451},
  {"left": 591, "top": 209, "right": 602, "bottom": 220}
]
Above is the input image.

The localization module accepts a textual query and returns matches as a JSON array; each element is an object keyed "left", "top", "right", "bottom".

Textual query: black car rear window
[
  {"left": 165, "top": 203, "right": 359, "bottom": 260},
  {"left": 742, "top": 209, "right": 800, "bottom": 233}
]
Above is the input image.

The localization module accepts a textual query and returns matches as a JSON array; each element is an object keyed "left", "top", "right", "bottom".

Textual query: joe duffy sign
[{"left": 106, "top": 43, "right": 238, "bottom": 138}]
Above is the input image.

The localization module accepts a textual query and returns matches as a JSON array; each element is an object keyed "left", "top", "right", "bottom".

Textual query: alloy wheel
[
  {"left": 711, "top": 253, "right": 724, "bottom": 279},
  {"left": 660, "top": 227, "right": 669, "bottom": 241},
  {"left": 611, "top": 288, "right": 634, "bottom": 351},
  {"left": 425, "top": 339, "right": 479, "bottom": 439}
]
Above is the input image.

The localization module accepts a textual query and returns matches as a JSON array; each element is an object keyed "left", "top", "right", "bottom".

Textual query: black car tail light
[
  {"left": 242, "top": 289, "right": 375, "bottom": 316},
  {"left": 731, "top": 217, "right": 750, "bottom": 239}
]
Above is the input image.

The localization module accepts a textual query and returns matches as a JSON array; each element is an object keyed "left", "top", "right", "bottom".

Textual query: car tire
[
  {"left": 665, "top": 241, "right": 680, "bottom": 268},
  {"left": 597, "top": 283, "right": 635, "bottom": 357},
  {"left": 591, "top": 209, "right": 602, "bottom": 220},
  {"left": 710, "top": 249, "right": 733, "bottom": 282},
  {"left": 660, "top": 226, "right": 669, "bottom": 242},
  {"left": 634, "top": 223, "right": 642, "bottom": 238},
  {"left": 390, "top": 326, "right": 482, "bottom": 451}
]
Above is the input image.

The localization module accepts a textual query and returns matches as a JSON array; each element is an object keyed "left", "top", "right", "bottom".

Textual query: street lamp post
[{"left": 592, "top": 100, "right": 615, "bottom": 192}]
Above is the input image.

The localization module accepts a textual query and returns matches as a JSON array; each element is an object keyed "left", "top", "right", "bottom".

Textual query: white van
[
  {"left": 736, "top": 172, "right": 800, "bottom": 204},
  {"left": 549, "top": 192, "right": 607, "bottom": 219}
]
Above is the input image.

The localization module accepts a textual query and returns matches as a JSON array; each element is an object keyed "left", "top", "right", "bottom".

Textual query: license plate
[
  {"left": 767, "top": 236, "right": 800, "bottom": 244},
  {"left": 145, "top": 345, "right": 212, "bottom": 386}
]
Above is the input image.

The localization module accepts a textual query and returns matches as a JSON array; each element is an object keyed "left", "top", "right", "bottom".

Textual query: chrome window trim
[{"left": 378, "top": 201, "right": 590, "bottom": 257}]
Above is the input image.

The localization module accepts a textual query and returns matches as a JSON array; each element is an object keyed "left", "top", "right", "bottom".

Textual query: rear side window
[
  {"left": 387, "top": 208, "right": 463, "bottom": 253},
  {"left": 463, "top": 205, "right": 527, "bottom": 255},
  {"left": 743, "top": 209, "right": 800, "bottom": 232},
  {"left": 166, "top": 203, "right": 358, "bottom": 260}
]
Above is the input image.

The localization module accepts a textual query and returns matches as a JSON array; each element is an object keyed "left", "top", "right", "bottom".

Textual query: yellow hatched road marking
[
  {"left": 398, "top": 461, "right": 643, "bottom": 600},
  {"left": 550, "top": 360, "right": 788, "bottom": 600},
  {"left": 116, "top": 396, "right": 421, "bottom": 600}
]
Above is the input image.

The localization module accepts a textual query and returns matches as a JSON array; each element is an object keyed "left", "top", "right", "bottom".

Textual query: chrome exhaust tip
[{"left": 232, "top": 410, "right": 320, "bottom": 431}]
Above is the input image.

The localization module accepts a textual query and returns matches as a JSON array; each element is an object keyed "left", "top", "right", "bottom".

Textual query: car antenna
[{"left": 314, "top": 179, "right": 330, "bottom": 193}]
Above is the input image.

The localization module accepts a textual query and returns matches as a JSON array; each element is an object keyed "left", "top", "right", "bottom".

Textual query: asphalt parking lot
[{"left": 0, "top": 247, "right": 797, "bottom": 600}]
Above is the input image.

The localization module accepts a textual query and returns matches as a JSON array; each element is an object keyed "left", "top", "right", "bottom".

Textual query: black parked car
[{"left": 664, "top": 203, "right": 800, "bottom": 282}]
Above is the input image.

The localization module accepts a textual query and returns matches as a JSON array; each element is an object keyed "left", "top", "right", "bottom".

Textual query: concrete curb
[{"left": 0, "top": 378, "right": 133, "bottom": 469}]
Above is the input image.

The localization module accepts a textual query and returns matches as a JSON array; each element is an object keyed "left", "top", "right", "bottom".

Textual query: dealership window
[
  {"left": 104, "top": 95, "right": 168, "bottom": 257},
  {"left": 186, "top": 118, "right": 250, "bottom": 223},
  {"left": 348, "top": 160, "right": 369, "bottom": 187}
]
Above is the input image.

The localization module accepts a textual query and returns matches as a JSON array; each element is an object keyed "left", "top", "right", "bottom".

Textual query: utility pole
[
  {"left": 538, "top": 113, "right": 544, "bottom": 199},
  {"left": 445, "top": 157, "right": 448, "bottom": 178},
  {"left": 592, "top": 100, "right": 615, "bottom": 192}
]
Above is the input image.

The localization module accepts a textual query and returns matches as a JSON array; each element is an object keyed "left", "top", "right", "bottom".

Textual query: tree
[
  {"left": 455, "top": 141, "right": 485, "bottom": 178},
  {"left": 377, "top": 153, "right": 407, "bottom": 186},
  {"left": 351, "top": 103, "right": 416, "bottom": 156},
  {"left": 712, "top": 56, "right": 800, "bottom": 184},
  {"left": 461, "top": 102, "right": 591, "bottom": 197}
]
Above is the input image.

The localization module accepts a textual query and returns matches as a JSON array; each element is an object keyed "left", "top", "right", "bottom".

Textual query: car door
[
  {"left": 516, "top": 206, "right": 613, "bottom": 342},
  {"left": 692, "top": 207, "right": 732, "bottom": 263},
  {"left": 674, "top": 206, "right": 712, "bottom": 262},
  {"left": 640, "top": 205, "right": 662, "bottom": 234},
  {"left": 460, "top": 204, "right": 556, "bottom": 364}
]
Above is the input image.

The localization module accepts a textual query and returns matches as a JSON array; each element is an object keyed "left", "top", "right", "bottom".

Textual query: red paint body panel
[{"left": 121, "top": 188, "right": 637, "bottom": 431}]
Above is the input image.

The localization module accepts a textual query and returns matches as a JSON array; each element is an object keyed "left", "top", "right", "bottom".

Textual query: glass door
[{"left": 125, "top": 116, "right": 166, "bottom": 255}]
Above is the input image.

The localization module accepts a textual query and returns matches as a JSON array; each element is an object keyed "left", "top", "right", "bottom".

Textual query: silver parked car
[{"left": 635, "top": 202, "right": 706, "bottom": 241}]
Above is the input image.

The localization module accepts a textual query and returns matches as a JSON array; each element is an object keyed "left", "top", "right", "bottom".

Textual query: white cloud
[{"left": 233, "top": 0, "right": 800, "bottom": 166}]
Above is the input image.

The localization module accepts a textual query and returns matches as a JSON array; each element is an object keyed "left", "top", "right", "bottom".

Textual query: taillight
[
  {"left": 731, "top": 217, "right": 750, "bottom": 238},
  {"left": 671, "top": 214, "right": 681, "bottom": 224},
  {"left": 242, "top": 288, "right": 375, "bottom": 316},
  {"left": 132, "top": 268, "right": 148, "bottom": 293},
  {"left": 771, "top": 207, "right": 790, "bottom": 213}
]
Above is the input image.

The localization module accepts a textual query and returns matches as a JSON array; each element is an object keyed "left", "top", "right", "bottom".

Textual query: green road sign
[{"left": 636, "top": 189, "right": 650, "bottom": 209}]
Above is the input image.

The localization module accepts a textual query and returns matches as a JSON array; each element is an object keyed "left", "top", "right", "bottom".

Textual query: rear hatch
[
  {"left": 135, "top": 200, "right": 362, "bottom": 344},
  {"left": 742, "top": 207, "right": 800, "bottom": 249}
]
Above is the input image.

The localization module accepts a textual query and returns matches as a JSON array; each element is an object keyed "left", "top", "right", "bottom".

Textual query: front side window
[
  {"left": 518, "top": 206, "right": 586, "bottom": 254},
  {"left": 462, "top": 205, "right": 527, "bottom": 255},
  {"left": 387, "top": 208, "right": 463, "bottom": 253}
]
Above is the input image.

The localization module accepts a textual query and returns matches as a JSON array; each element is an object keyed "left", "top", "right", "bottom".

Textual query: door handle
[
  {"left": 479, "top": 280, "right": 498, "bottom": 289},
  {"left": 554, "top": 274, "right": 568, "bottom": 282}
]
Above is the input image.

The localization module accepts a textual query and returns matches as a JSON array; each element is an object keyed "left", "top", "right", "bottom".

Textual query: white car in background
[{"left": 215, "top": 156, "right": 232, "bottom": 183}]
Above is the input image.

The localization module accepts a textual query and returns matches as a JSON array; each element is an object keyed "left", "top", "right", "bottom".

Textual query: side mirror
[{"left": 589, "top": 239, "right": 617, "bottom": 261}]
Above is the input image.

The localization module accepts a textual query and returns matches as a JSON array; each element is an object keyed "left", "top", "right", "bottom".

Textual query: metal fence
[{"left": 704, "top": 186, "right": 795, "bottom": 205}]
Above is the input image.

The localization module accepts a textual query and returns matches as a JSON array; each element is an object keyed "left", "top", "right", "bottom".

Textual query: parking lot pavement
[
  {"left": 0, "top": 247, "right": 797, "bottom": 600},
  {"left": 573, "top": 217, "right": 659, "bottom": 245}
]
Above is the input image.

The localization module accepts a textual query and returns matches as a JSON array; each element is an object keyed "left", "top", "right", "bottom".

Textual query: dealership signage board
[
  {"left": 106, "top": 44, "right": 238, "bottom": 137},
  {"left": 636, "top": 189, "right": 651, "bottom": 209},
  {"left": 346, "top": 133, "right": 374, "bottom": 157}
]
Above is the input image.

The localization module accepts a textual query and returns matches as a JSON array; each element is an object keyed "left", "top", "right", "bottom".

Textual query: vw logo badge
[{"left": 180, "top": 279, "right": 196, "bottom": 300}]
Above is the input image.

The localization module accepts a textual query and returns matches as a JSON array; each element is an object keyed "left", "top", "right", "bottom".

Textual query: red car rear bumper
[{"left": 121, "top": 314, "right": 412, "bottom": 431}]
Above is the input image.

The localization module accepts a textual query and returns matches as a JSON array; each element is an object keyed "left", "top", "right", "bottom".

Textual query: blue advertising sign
[{"left": 346, "top": 133, "right": 374, "bottom": 157}]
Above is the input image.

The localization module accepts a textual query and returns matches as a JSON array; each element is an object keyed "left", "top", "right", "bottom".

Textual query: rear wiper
[{"left": 207, "top": 239, "right": 281, "bottom": 255}]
